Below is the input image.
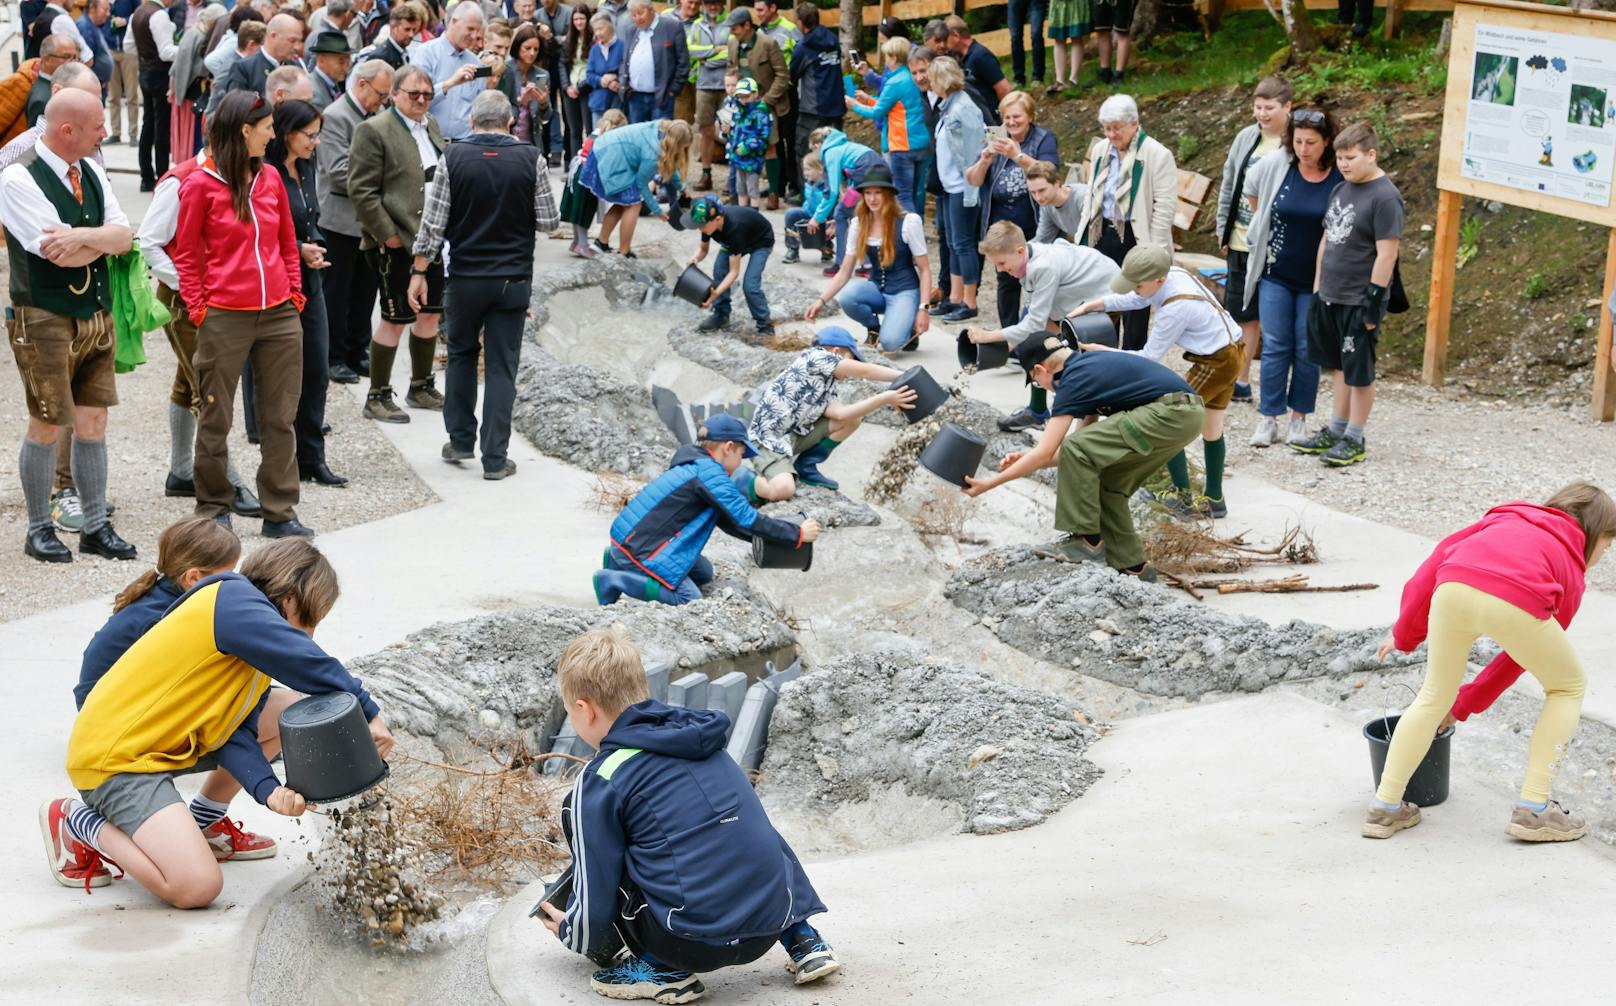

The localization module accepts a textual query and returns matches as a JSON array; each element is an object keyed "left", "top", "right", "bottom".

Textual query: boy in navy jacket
[
  {"left": 534, "top": 629, "right": 840, "bottom": 1002},
  {"left": 594, "top": 415, "right": 821, "bottom": 606}
]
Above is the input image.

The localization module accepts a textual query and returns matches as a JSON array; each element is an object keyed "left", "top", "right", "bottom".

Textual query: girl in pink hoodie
[{"left": 1366, "top": 482, "right": 1616, "bottom": 842}]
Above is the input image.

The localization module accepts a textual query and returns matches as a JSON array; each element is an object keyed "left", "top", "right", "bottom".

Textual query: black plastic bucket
[
  {"left": 529, "top": 865, "right": 574, "bottom": 918},
  {"left": 1364, "top": 714, "right": 1453, "bottom": 807},
  {"left": 1059, "top": 312, "right": 1120, "bottom": 349},
  {"left": 672, "top": 264, "right": 714, "bottom": 307},
  {"left": 795, "top": 223, "right": 825, "bottom": 251},
  {"left": 956, "top": 330, "right": 1010, "bottom": 370},
  {"left": 918, "top": 421, "right": 987, "bottom": 487},
  {"left": 890, "top": 365, "right": 949, "bottom": 423},
  {"left": 753, "top": 530, "right": 813, "bottom": 571},
  {"left": 279, "top": 692, "right": 389, "bottom": 803}
]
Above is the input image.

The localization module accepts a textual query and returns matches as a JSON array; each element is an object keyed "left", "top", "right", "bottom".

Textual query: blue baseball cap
[
  {"left": 813, "top": 325, "right": 865, "bottom": 362},
  {"left": 696, "top": 414, "right": 758, "bottom": 458}
]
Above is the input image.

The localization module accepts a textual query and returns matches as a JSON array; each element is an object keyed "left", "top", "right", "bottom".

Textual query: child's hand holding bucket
[
  {"left": 269, "top": 785, "right": 312, "bottom": 817},
  {"left": 369, "top": 717, "right": 396, "bottom": 759}
]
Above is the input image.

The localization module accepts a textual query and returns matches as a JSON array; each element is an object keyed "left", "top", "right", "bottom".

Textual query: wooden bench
[{"left": 1064, "top": 164, "right": 1216, "bottom": 251}]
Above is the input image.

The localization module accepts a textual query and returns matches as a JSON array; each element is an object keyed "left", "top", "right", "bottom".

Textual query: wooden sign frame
[{"left": 1426, "top": 0, "right": 1616, "bottom": 419}]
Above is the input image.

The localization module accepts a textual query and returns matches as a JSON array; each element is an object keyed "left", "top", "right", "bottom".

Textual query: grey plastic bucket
[
  {"left": 918, "top": 421, "right": 987, "bottom": 487},
  {"left": 890, "top": 365, "right": 949, "bottom": 423},
  {"left": 280, "top": 692, "right": 389, "bottom": 803}
]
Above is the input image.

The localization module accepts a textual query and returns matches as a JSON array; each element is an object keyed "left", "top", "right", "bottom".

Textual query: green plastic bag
[{"left": 109, "top": 244, "right": 171, "bottom": 374}]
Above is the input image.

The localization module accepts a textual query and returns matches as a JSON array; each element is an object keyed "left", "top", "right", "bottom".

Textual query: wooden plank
[
  {"left": 1221, "top": 0, "right": 1452, "bottom": 9},
  {"left": 973, "top": 27, "right": 1012, "bottom": 57},
  {"left": 1595, "top": 227, "right": 1616, "bottom": 420},
  {"left": 1383, "top": 0, "right": 1405, "bottom": 37},
  {"left": 1422, "top": 189, "right": 1462, "bottom": 387},
  {"left": 891, "top": 0, "right": 955, "bottom": 20}
]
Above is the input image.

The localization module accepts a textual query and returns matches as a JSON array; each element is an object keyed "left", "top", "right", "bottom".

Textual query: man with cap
[
  {"left": 308, "top": 31, "right": 354, "bottom": 111},
  {"left": 685, "top": 194, "right": 775, "bottom": 335},
  {"left": 963, "top": 333, "right": 1203, "bottom": 581},
  {"left": 595, "top": 414, "right": 821, "bottom": 606},
  {"left": 743, "top": 327, "right": 916, "bottom": 503},
  {"left": 1066, "top": 242, "right": 1242, "bottom": 520}
]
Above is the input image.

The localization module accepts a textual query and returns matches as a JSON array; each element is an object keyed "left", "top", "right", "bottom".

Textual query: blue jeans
[
  {"left": 839, "top": 279, "right": 921, "bottom": 352},
  {"left": 941, "top": 191, "right": 981, "bottom": 286},
  {"left": 626, "top": 91, "right": 658, "bottom": 124},
  {"left": 606, "top": 549, "right": 712, "bottom": 605},
  {"left": 712, "top": 246, "right": 772, "bottom": 325},
  {"left": 783, "top": 207, "right": 813, "bottom": 252},
  {"left": 888, "top": 149, "right": 929, "bottom": 214},
  {"left": 1006, "top": 0, "right": 1048, "bottom": 82},
  {"left": 832, "top": 197, "right": 855, "bottom": 268},
  {"left": 1257, "top": 278, "right": 1321, "bottom": 417}
]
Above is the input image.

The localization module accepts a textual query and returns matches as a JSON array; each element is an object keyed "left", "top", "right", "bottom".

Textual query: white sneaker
[
  {"left": 1249, "top": 416, "right": 1280, "bottom": 447},
  {"left": 1285, "top": 416, "right": 1310, "bottom": 445}
]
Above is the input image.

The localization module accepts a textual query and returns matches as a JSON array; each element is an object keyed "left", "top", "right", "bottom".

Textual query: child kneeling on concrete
[
  {"left": 742, "top": 326, "right": 917, "bottom": 501},
  {"left": 534, "top": 629, "right": 839, "bottom": 1003},
  {"left": 963, "top": 335, "right": 1204, "bottom": 581},
  {"left": 596, "top": 415, "right": 820, "bottom": 607},
  {"left": 42, "top": 539, "right": 394, "bottom": 903}
]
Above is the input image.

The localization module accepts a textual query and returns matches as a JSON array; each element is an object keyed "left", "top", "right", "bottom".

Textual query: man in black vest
[
  {"left": 129, "top": 0, "right": 180, "bottom": 190},
  {"left": 409, "top": 90, "right": 559, "bottom": 481},
  {"left": 0, "top": 90, "right": 137, "bottom": 563}
]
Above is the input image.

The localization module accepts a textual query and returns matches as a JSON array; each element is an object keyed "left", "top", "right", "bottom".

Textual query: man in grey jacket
[
  {"left": 318, "top": 58, "right": 393, "bottom": 385},
  {"left": 618, "top": 0, "right": 688, "bottom": 123}
]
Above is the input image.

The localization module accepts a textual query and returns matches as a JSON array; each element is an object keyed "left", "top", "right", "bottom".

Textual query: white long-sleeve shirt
[
  {"left": 204, "top": 31, "right": 240, "bottom": 79},
  {"left": 46, "top": 7, "right": 95, "bottom": 62},
  {"left": 136, "top": 169, "right": 185, "bottom": 289},
  {"left": 123, "top": 6, "right": 180, "bottom": 62},
  {"left": 0, "top": 142, "right": 130, "bottom": 256},
  {"left": 1102, "top": 266, "right": 1240, "bottom": 361}
]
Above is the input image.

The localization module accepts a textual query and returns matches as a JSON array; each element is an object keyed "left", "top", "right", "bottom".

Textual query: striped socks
[
  {"left": 63, "top": 798, "right": 109, "bottom": 856},
  {"left": 189, "top": 794, "right": 231, "bottom": 831}
]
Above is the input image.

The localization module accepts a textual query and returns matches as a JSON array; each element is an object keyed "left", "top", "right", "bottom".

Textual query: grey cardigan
[
  {"left": 1237, "top": 147, "right": 1297, "bottom": 311},
  {"left": 316, "top": 93, "right": 367, "bottom": 238},
  {"left": 1215, "top": 123, "right": 1262, "bottom": 248}
]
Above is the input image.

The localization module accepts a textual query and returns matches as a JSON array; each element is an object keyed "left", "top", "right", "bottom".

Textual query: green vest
[{"left": 3, "top": 149, "right": 113, "bottom": 319}]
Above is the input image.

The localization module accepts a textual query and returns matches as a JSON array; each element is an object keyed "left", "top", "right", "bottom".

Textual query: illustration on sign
[{"left": 1462, "top": 23, "right": 1616, "bottom": 206}]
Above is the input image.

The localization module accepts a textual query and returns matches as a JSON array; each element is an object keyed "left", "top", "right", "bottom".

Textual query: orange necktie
[{"left": 66, "top": 164, "right": 82, "bottom": 204}]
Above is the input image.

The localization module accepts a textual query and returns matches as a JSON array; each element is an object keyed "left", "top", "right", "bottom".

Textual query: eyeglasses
[
  {"left": 1291, "top": 109, "right": 1326, "bottom": 125},
  {"left": 399, "top": 89, "right": 434, "bottom": 100},
  {"left": 297, "top": 127, "right": 322, "bottom": 141}
]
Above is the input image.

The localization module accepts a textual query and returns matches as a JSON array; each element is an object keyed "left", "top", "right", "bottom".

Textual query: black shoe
[
  {"left": 904, "top": 335, "right": 920, "bottom": 352},
  {"left": 262, "top": 518, "right": 316, "bottom": 539},
  {"left": 1231, "top": 382, "right": 1253, "bottom": 403},
  {"left": 80, "top": 523, "right": 137, "bottom": 560},
  {"left": 300, "top": 463, "right": 349, "bottom": 487},
  {"left": 484, "top": 460, "right": 518, "bottom": 481},
  {"left": 353, "top": 355, "right": 371, "bottom": 378},
  {"left": 213, "top": 511, "right": 233, "bottom": 530},
  {"left": 329, "top": 363, "right": 361, "bottom": 384},
  {"left": 442, "top": 441, "right": 474, "bottom": 464},
  {"left": 164, "top": 473, "right": 196, "bottom": 497},
  {"left": 756, "top": 322, "right": 775, "bottom": 337},
  {"left": 231, "top": 485, "right": 263, "bottom": 516},
  {"left": 247, "top": 432, "right": 261, "bottom": 445},
  {"left": 24, "top": 526, "right": 72, "bottom": 563},
  {"left": 696, "top": 312, "right": 730, "bottom": 332},
  {"left": 321, "top": 423, "right": 331, "bottom": 436},
  {"left": 139, "top": 180, "right": 155, "bottom": 192},
  {"left": 998, "top": 406, "right": 1048, "bottom": 433}
]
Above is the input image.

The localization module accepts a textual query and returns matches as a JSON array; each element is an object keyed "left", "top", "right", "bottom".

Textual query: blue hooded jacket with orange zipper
[{"left": 849, "top": 64, "right": 930, "bottom": 154}]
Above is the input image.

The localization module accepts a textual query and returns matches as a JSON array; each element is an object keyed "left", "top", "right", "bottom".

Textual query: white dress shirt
[
  {"left": 47, "top": 6, "right": 96, "bottom": 63},
  {"left": 628, "top": 29, "right": 656, "bottom": 94},
  {"left": 136, "top": 169, "right": 187, "bottom": 289},
  {"left": 122, "top": 5, "right": 181, "bottom": 62},
  {"left": 0, "top": 142, "right": 130, "bottom": 256},
  {"left": 1102, "top": 267, "right": 1240, "bottom": 361}
]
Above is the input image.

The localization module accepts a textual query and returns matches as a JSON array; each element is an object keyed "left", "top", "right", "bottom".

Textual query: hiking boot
[
  {"left": 51, "top": 487, "right": 83, "bottom": 533},
  {"left": 484, "top": 460, "right": 518, "bottom": 481},
  {"left": 40, "top": 798, "right": 114, "bottom": 891},
  {"left": 1053, "top": 533, "right": 1105, "bottom": 564},
  {"left": 1121, "top": 562, "right": 1159, "bottom": 583},
  {"left": 1249, "top": 416, "right": 1279, "bottom": 447},
  {"left": 1285, "top": 416, "right": 1310, "bottom": 445},
  {"left": 364, "top": 388, "right": 410, "bottom": 423},
  {"left": 694, "top": 168, "right": 713, "bottom": 192},
  {"left": 1362, "top": 801, "right": 1421, "bottom": 839},
  {"left": 1197, "top": 495, "right": 1229, "bottom": 519},
  {"left": 589, "top": 956, "right": 705, "bottom": 1002},
  {"left": 1231, "top": 381, "right": 1253, "bottom": 403},
  {"left": 998, "top": 407, "right": 1048, "bottom": 433},
  {"left": 783, "top": 248, "right": 800, "bottom": 264},
  {"left": 1160, "top": 490, "right": 1205, "bottom": 522},
  {"left": 783, "top": 930, "right": 841, "bottom": 985},
  {"left": 1322, "top": 435, "right": 1367, "bottom": 467},
  {"left": 1507, "top": 800, "right": 1589, "bottom": 843},
  {"left": 1289, "top": 427, "right": 1339, "bottom": 455},
  {"left": 205, "top": 817, "right": 278, "bottom": 861},
  {"left": 442, "top": 441, "right": 474, "bottom": 464},
  {"left": 406, "top": 380, "right": 444, "bottom": 411},
  {"left": 696, "top": 311, "right": 730, "bottom": 332}
]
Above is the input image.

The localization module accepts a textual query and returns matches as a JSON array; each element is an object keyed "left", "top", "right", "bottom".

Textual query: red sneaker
[
  {"left": 204, "top": 817, "right": 279, "bottom": 861},
  {"left": 39, "top": 798, "right": 115, "bottom": 892}
]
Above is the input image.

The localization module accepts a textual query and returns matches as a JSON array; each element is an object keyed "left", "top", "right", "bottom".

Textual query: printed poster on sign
[{"left": 1461, "top": 22, "right": 1616, "bottom": 206}]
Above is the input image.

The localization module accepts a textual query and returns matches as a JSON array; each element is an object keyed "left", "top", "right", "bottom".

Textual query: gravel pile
[
  {"left": 759, "top": 483, "right": 881, "bottom": 527},
  {"left": 510, "top": 346, "right": 677, "bottom": 480},
  {"left": 758, "top": 649, "right": 1102, "bottom": 835},
  {"left": 945, "top": 546, "right": 1424, "bottom": 698}
]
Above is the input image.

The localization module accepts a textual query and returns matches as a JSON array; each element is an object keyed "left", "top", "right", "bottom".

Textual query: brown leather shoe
[
  {"left": 1362, "top": 801, "right": 1421, "bottom": 839},
  {"left": 1507, "top": 800, "right": 1588, "bottom": 842},
  {"left": 767, "top": 193, "right": 780, "bottom": 211}
]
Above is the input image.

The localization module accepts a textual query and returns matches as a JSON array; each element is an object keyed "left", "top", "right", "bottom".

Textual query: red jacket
[
  {"left": 171, "top": 159, "right": 303, "bottom": 325},
  {"left": 1392, "top": 503, "right": 1588, "bottom": 720}
]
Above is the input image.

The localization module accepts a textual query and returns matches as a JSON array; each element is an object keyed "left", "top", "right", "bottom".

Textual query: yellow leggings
[{"left": 1376, "top": 581, "right": 1586, "bottom": 805}]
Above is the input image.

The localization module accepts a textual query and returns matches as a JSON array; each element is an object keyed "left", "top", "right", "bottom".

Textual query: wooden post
[
  {"left": 1592, "top": 228, "right": 1616, "bottom": 421},
  {"left": 1422, "top": 188, "right": 1462, "bottom": 387},
  {"left": 1384, "top": 0, "right": 1405, "bottom": 38}
]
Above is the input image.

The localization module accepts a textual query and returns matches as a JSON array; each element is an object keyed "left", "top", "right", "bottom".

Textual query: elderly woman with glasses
[{"left": 1072, "top": 92, "right": 1176, "bottom": 350}]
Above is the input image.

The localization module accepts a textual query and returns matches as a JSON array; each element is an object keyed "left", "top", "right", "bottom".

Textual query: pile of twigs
[
  {"left": 586, "top": 471, "right": 645, "bottom": 514},
  {"left": 1144, "top": 522, "right": 1319, "bottom": 576},
  {"left": 913, "top": 490, "right": 985, "bottom": 546}
]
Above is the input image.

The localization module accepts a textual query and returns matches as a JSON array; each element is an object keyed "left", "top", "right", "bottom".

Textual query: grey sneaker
[
  {"left": 1249, "top": 416, "right": 1279, "bottom": 447},
  {"left": 1285, "top": 416, "right": 1310, "bottom": 445},
  {"left": 50, "top": 487, "right": 84, "bottom": 533},
  {"left": 1506, "top": 800, "right": 1588, "bottom": 843},
  {"left": 1290, "top": 427, "right": 1339, "bottom": 455},
  {"left": 997, "top": 407, "right": 1048, "bottom": 433},
  {"left": 1322, "top": 435, "right": 1367, "bottom": 467},
  {"left": 442, "top": 442, "right": 474, "bottom": 464},
  {"left": 1052, "top": 533, "right": 1105, "bottom": 563},
  {"left": 1362, "top": 801, "right": 1421, "bottom": 839},
  {"left": 484, "top": 461, "right": 518, "bottom": 481},
  {"left": 364, "top": 389, "right": 409, "bottom": 423},
  {"left": 406, "top": 380, "right": 444, "bottom": 411}
]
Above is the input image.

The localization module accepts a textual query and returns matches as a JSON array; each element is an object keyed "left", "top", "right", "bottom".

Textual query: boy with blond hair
[{"left": 534, "top": 628, "right": 839, "bottom": 1003}]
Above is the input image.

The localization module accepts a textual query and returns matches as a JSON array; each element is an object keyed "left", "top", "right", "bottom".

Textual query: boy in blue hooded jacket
[
  {"left": 534, "top": 628, "right": 840, "bottom": 1003},
  {"left": 594, "top": 415, "right": 821, "bottom": 607}
]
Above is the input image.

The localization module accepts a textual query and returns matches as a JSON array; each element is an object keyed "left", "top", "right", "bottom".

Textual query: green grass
[{"left": 1117, "top": 13, "right": 1290, "bottom": 98}]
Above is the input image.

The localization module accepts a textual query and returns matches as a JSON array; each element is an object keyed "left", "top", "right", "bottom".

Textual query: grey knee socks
[
  {"left": 19, "top": 438, "right": 54, "bottom": 532},
  {"left": 168, "top": 401, "right": 196, "bottom": 480},
  {"left": 71, "top": 436, "right": 109, "bottom": 533}
]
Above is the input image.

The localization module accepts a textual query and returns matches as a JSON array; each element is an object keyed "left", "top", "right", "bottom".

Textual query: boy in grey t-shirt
[{"left": 1293, "top": 122, "right": 1402, "bottom": 468}]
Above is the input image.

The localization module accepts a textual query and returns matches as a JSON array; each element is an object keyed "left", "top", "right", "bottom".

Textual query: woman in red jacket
[
  {"left": 1366, "top": 482, "right": 1616, "bottom": 843},
  {"left": 172, "top": 91, "right": 313, "bottom": 539}
]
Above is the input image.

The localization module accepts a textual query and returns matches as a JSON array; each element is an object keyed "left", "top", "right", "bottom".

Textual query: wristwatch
[{"left": 411, "top": 266, "right": 429, "bottom": 276}]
